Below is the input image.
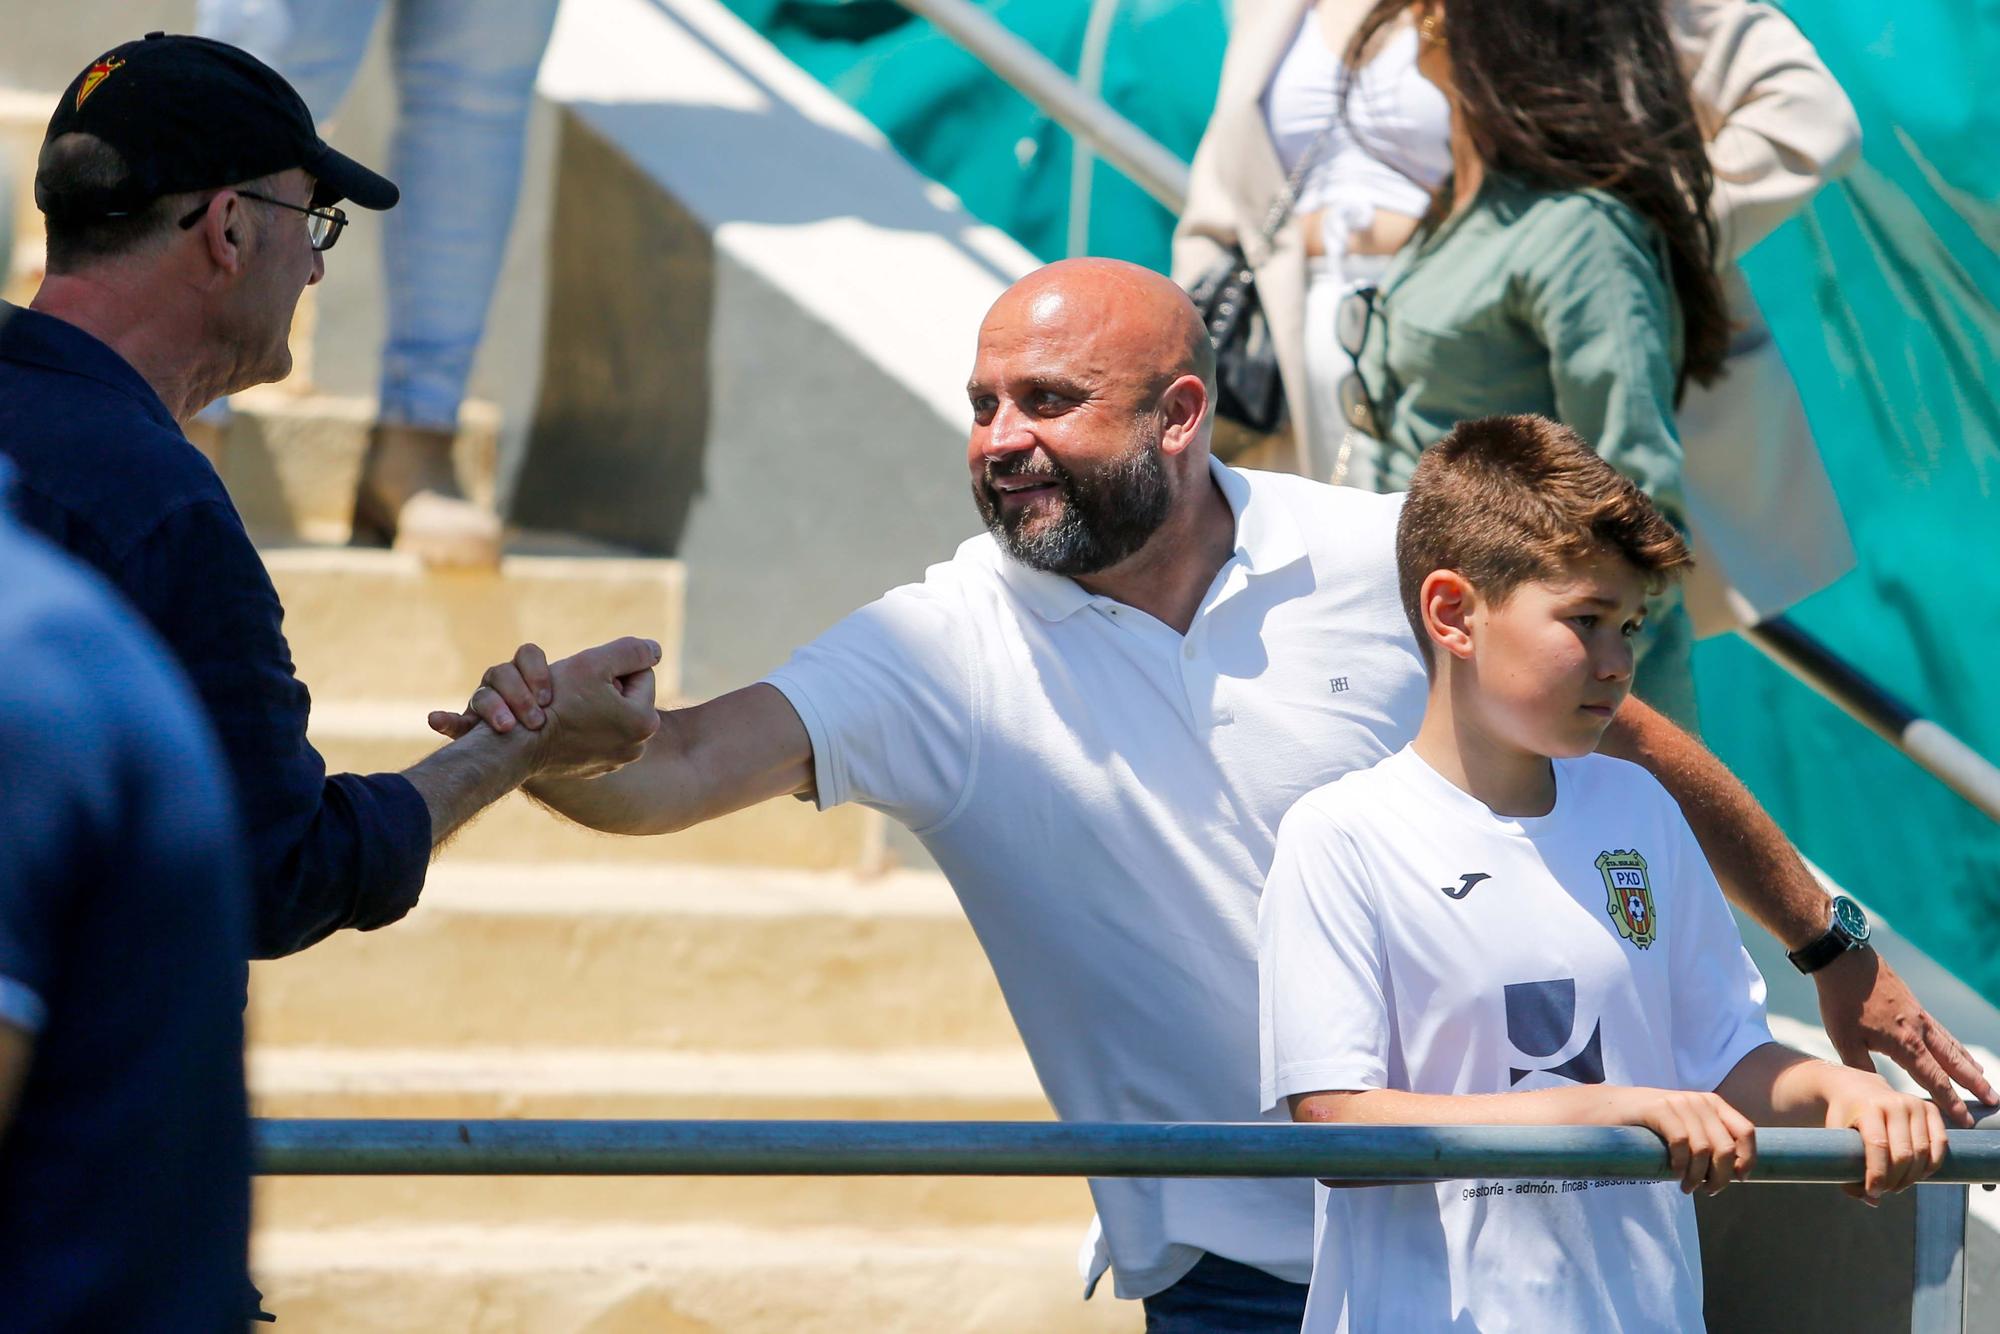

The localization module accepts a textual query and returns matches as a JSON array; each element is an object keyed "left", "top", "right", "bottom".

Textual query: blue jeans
[
  {"left": 1142, "top": 1253, "right": 1309, "bottom": 1333},
  {"left": 197, "top": 0, "right": 561, "bottom": 431}
]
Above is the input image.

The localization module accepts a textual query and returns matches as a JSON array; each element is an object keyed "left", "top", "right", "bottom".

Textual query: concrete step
[
  {"left": 249, "top": 1047, "right": 1077, "bottom": 1231},
  {"left": 264, "top": 545, "right": 685, "bottom": 703},
  {"left": 249, "top": 1047, "right": 1048, "bottom": 1119},
  {"left": 306, "top": 704, "right": 882, "bottom": 871},
  {"left": 251, "top": 1223, "right": 1136, "bottom": 1332},
  {"left": 246, "top": 864, "right": 1009, "bottom": 1050},
  {"left": 219, "top": 388, "right": 500, "bottom": 544},
  {"left": 454, "top": 788, "right": 880, "bottom": 872}
]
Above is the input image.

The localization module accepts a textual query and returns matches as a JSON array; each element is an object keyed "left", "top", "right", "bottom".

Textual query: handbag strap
[{"left": 1254, "top": 118, "right": 1338, "bottom": 250}]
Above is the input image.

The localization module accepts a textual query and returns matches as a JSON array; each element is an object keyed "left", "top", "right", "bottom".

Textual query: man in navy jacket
[{"left": 1, "top": 34, "right": 659, "bottom": 957}]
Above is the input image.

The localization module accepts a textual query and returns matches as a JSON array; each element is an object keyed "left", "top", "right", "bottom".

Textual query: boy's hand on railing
[
  {"left": 1814, "top": 948, "right": 1997, "bottom": 1128},
  {"left": 1814, "top": 1066, "right": 1947, "bottom": 1205},
  {"left": 1615, "top": 1089, "right": 1758, "bottom": 1196}
]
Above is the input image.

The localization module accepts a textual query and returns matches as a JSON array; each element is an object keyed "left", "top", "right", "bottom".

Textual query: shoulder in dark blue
[{"left": 0, "top": 303, "right": 235, "bottom": 567}]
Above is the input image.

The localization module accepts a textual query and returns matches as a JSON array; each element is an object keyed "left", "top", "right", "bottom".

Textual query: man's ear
[
  {"left": 1157, "top": 373, "right": 1210, "bottom": 458},
  {"left": 193, "top": 192, "right": 251, "bottom": 277},
  {"left": 1421, "top": 569, "right": 1478, "bottom": 662}
]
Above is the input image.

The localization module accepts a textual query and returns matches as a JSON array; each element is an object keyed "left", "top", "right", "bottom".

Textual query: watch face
[{"left": 1834, "top": 897, "right": 1870, "bottom": 942}]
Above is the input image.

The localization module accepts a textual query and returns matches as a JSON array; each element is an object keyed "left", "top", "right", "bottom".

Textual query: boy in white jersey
[{"left": 1257, "top": 415, "right": 1944, "bottom": 1332}]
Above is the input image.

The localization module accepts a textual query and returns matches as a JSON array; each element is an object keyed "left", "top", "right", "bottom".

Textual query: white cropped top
[{"left": 1260, "top": 10, "right": 1450, "bottom": 222}]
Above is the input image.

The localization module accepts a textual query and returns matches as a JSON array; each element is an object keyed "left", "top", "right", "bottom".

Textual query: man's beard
[{"left": 974, "top": 438, "right": 1173, "bottom": 576}]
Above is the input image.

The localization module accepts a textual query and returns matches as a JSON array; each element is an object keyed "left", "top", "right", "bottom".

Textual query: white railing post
[{"left": 1911, "top": 1184, "right": 1969, "bottom": 1333}]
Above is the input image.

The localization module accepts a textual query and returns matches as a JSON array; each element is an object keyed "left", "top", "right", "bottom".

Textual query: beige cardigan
[{"left": 1173, "top": 0, "right": 1860, "bottom": 634}]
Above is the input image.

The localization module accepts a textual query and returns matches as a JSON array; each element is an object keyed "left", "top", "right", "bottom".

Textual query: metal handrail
[
  {"left": 1742, "top": 616, "right": 2000, "bottom": 824},
  {"left": 253, "top": 1118, "right": 2000, "bottom": 1182},
  {"left": 893, "top": 0, "right": 2000, "bottom": 828},
  {"left": 895, "top": 0, "right": 1187, "bottom": 210}
]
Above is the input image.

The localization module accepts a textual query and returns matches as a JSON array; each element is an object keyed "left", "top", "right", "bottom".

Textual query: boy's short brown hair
[{"left": 1396, "top": 415, "right": 1691, "bottom": 665}]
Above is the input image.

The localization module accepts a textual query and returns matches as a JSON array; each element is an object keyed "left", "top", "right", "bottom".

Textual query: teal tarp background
[
  {"left": 1699, "top": 1, "right": 2000, "bottom": 999},
  {"left": 727, "top": 0, "right": 2000, "bottom": 1000},
  {"left": 717, "top": 0, "right": 1223, "bottom": 269}
]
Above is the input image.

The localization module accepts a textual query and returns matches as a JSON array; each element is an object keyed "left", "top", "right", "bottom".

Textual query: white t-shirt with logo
[
  {"left": 1259, "top": 747, "right": 1774, "bottom": 1332},
  {"left": 764, "top": 461, "right": 1428, "bottom": 1297}
]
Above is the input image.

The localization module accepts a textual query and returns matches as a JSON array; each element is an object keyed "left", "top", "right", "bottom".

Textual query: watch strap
[{"left": 1788, "top": 920, "right": 1859, "bottom": 975}]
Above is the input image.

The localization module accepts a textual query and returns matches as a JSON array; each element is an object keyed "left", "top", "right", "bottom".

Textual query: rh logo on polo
[{"left": 1596, "top": 850, "right": 1657, "bottom": 949}]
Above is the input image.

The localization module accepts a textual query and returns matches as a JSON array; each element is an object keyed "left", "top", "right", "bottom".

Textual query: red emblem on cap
[{"left": 76, "top": 57, "right": 125, "bottom": 110}]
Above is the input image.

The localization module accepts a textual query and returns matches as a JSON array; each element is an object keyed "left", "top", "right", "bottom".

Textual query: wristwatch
[{"left": 1787, "top": 895, "right": 1872, "bottom": 974}]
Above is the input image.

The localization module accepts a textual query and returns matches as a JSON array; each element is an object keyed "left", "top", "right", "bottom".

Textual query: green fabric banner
[{"left": 726, "top": 0, "right": 2000, "bottom": 1000}]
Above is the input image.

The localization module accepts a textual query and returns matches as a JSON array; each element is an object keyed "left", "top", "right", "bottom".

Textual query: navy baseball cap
[{"left": 35, "top": 32, "right": 398, "bottom": 220}]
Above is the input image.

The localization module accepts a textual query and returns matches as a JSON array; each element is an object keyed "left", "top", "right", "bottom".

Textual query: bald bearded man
[{"left": 440, "top": 260, "right": 1990, "bottom": 1327}]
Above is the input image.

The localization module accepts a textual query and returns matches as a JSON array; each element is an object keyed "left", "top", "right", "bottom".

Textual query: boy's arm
[
  {"left": 1600, "top": 696, "right": 1996, "bottom": 1122},
  {"left": 1715, "top": 1043, "right": 1947, "bottom": 1202},
  {"left": 1290, "top": 1086, "right": 1757, "bottom": 1197}
]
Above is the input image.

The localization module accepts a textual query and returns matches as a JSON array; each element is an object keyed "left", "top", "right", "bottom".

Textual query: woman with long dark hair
[{"left": 1337, "top": 0, "right": 1730, "bottom": 726}]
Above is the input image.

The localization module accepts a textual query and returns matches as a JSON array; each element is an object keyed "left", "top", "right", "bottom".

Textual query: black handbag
[{"left": 1186, "top": 123, "right": 1336, "bottom": 436}]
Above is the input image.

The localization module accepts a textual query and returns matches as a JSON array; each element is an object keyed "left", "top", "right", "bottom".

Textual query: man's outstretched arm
[
  {"left": 431, "top": 643, "right": 813, "bottom": 837},
  {"left": 1603, "top": 696, "right": 1997, "bottom": 1123},
  {"left": 529, "top": 685, "right": 813, "bottom": 834}
]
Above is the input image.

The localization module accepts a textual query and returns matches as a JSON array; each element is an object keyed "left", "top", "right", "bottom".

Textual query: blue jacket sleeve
[{"left": 116, "top": 500, "right": 430, "bottom": 958}]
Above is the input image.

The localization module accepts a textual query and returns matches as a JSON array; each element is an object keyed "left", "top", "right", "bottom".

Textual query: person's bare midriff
[{"left": 1301, "top": 204, "right": 1424, "bottom": 258}]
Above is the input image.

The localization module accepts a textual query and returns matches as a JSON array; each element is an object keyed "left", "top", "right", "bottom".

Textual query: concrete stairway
[
  {"left": 246, "top": 866, "right": 1118, "bottom": 1330},
  {"left": 233, "top": 454, "right": 1124, "bottom": 1329}
]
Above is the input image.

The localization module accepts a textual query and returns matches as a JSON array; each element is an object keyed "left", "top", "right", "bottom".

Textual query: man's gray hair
[{"left": 39, "top": 133, "right": 200, "bottom": 273}]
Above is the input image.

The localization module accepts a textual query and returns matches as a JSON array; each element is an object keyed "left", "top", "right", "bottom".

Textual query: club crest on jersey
[
  {"left": 77, "top": 56, "right": 125, "bottom": 109},
  {"left": 1596, "top": 850, "right": 1656, "bottom": 949}
]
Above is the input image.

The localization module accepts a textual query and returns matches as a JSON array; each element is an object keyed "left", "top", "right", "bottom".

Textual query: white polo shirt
[
  {"left": 1259, "top": 748, "right": 1773, "bottom": 1331},
  {"left": 764, "top": 460, "right": 1428, "bottom": 1298}
]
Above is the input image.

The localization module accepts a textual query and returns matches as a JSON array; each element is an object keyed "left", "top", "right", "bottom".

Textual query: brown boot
[{"left": 351, "top": 423, "right": 503, "bottom": 567}]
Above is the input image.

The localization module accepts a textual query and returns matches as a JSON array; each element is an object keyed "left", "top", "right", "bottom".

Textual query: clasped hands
[{"left": 430, "top": 638, "right": 661, "bottom": 780}]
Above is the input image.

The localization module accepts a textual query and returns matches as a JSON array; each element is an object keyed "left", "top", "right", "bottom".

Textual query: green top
[{"left": 1356, "top": 174, "right": 1686, "bottom": 528}]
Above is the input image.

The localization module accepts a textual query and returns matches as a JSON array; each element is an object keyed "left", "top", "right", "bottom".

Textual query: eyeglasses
[
  {"left": 1335, "top": 283, "right": 1381, "bottom": 439},
  {"left": 177, "top": 190, "right": 348, "bottom": 252}
]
